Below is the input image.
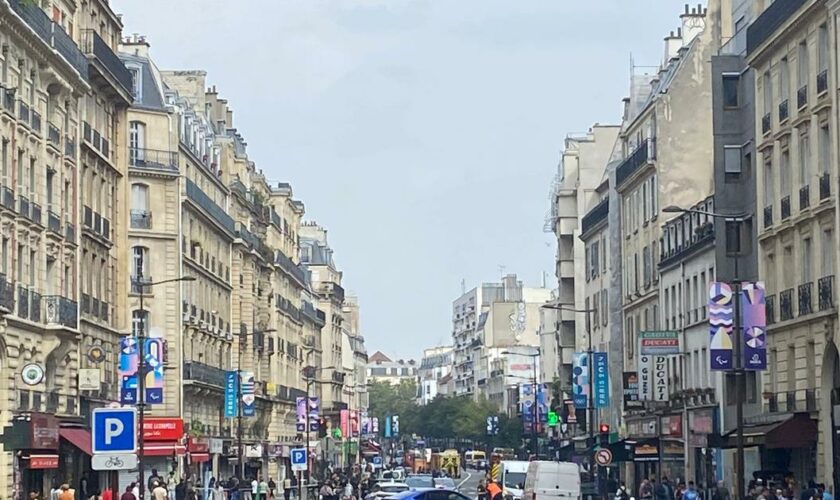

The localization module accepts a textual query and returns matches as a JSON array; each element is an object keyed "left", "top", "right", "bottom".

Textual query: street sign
[
  {"left": 92, "top": 453, "right": 138, "bottom": 471},
  {"left": 290, "top": 448, "right": 307, "bottom": 471},
  {"left": 639, "top": 331, "right": 680, "bottom": 355},
  {"left": 547, "top": 411, "right": 558, "bottom": 427},
  {"left": 594, "top": 448, "right": 613, "bottom": 466},
  {"left": 372, "top": 456, "right": 382, "bottom": 466},
  {"left": 92, "top": 407, "right": 137, "bottom": 454}
]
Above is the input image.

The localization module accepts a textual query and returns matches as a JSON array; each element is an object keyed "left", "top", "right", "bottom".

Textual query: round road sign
[{"left": 594, "top": 448, "right": 613, "bottom": 466}]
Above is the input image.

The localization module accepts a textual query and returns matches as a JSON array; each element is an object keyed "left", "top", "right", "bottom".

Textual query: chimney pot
[{"left": 685, "top": 3, "right": 689, "bottom": 14}]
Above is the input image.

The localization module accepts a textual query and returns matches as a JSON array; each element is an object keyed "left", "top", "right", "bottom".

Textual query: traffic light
[
  {"left": 547, "top": 411, "right": 558, "bottom": 427},
  {"left": 318, "top": 417, "right": 327, "bottom": 438},
  {"left": 598, "top": 423, "right": 610, "bottom": 446}
]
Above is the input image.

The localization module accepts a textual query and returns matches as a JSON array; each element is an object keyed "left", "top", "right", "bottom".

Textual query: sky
[{"left": 116, "top": 0, "right": 682, "bottom": 358}]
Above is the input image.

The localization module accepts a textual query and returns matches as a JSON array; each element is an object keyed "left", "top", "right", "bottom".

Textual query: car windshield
[
  {"left": 405, "top": 476, "right": 434, "bottom": 488},
  {"left": 504, "top": 472, "right": 527, "bottom": 489}
]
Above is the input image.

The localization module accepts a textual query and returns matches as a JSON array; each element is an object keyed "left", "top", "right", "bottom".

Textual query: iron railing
[
  {"left": 780, "top": 288, "right": 794, "bottom": 321},
  {"left": 47, "top": 122, "right": 60, "bottom": 147},
  {"left": 778, "top": 99, "right": 789, "bottom": 122},
  {"left": 616, "top": 138, "right": 655, "bottom": 187},
  {"left": 799, "top": 185, "right": 810, "bottom": 210},
  {"left": 274, "top": 248, "right": 307, "bottom": 285},
  {"left": 781, "top": 196, "right": 791, "bottom": 220},
  {"left": 31, "top": 202, "right": 41, "bottom": 225},
  {"left": 65, "top": 222, "right": 75, "bottom": 244},
  {"left": 1, "top": 87, "right": 13, "bottom": 114},
  {"left": 47, "top": 210, "right": 61, "bottom": 234},
  {"left": 17, "top": 195, "right": 29, "bottom": 219},
  {"left": 80, "top": 30, "right": 133, "bottom": 95},
  {"left": 797, "top": 85, "right": 808, "bottom": 109},
  {"left": 131, "top": 276, "right": 153, "bottom": 295},
  {"left": 0, "top": 274, "right": 14, "bottom": 312},
  {"left": 762, "top": 113, "right": 771, "bottom": 134},
  {"left": 17, "top": 285, "right": 28, "bottom": 319},
  {"left": 766, "top": 294, "right": 776, "bottom": 325},
  {"left": 29, "top": 290, "right": 41, "bottom": 322},
  {"left": 183, "top": 362, "right": 226, "bottom": 388},
  {"left": 130, "top": 209, "right": 151, "bottom": 229},
  {"left": 746, "top": 0, "right": 807, "bottom": 55},
  {"left": 764, "top": 205, "right": 773, "bottom": 228},
  {"left": 30, "top": 110, "right": 41, "bottom": 135},
  {"left": 581, "top": 198, "right": 609, "bottom": 235},
  {"left": 806, "top": 388, "right": 817, "bottom": 411},
  {"left": 8, "top": 0, "right": 88, "bottom": 77},
  {"left": 64, "top": 136, "right": 76, "bottom": 158},
  {"left": 18, "top": 102, "right": 29, "bottom": 124},
  {"left": 818, "top": 69, "right": 828, "bottom": 94},
  {"left": 1, "top": 187, "right": 14, "bottom": 211},
  {"left": 819, "top": 275, "right": 835, "bottom": 311},
  {"left": 129, "top": 148, "right": 178, "bottom": 171},
  {"left": 184, "top": 178, "right": 235, "bottom": 234},
  {"left": 798, "top": 282, "right": 813, "bottom": 316},
  {"left": 820, "top": 172, "right": 831, "bottom": 200},
  {"left": 44, "top": 295, "right": 77, "bottom": 328}
]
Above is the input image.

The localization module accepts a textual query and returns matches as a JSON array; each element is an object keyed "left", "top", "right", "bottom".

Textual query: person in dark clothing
[
  {"left": 655, "top": 479, "right": 669, "bottom": 500},
  {"left": 802, "top": 482, "right": 818, "bottom": 500},
  {"left": 120, "top": 486, "right": 136, "bottom": 500},
  {"left": 175, "top": 480, "right": 186, "bottom": 500}
]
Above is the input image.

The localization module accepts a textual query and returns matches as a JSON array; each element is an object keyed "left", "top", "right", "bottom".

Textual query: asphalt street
[{"left": 457, "top": 468, "right": 485, "bottom": 499}]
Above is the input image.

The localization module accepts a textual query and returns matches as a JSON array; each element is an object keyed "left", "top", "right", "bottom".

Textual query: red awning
[
  {"left": 60, "top": 428, "right": 92, "bottom": 456},
  {"left": 142, "top": 442, "right": 186, "bottom": 457},
  {"left": 190, "top": 453, "right": 210, "bottom": 463}
]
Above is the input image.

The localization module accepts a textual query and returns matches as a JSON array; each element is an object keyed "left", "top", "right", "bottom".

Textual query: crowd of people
[{"left": 627, "top": 476, "right": 836, "bottom": 500}]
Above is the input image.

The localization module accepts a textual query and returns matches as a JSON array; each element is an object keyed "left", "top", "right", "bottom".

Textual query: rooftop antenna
[
  {"left": 460, "top": 278, "right": 465, "bottom": 295},
  {"left": 498, "top": 265, "right": 506, "bottom": 279}
]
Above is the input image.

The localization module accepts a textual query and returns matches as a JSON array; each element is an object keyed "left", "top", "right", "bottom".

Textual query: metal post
[
  {"left": 532, "top": 357, "right": 539, "bottom": 458},
  {"left": 237, "top": 331, "right": 244, "bottom": 480},
  {"left": 587, "top": 311, "right": 596, "bottom": 498},
  {"left": 733, "top": 280, "right": 744, "bottom": 500},
  {"left": 138, "top": 259, "right": 147, "bottom": 500},
  {"left": 305, "top": 377, "right": 310, "bottom": 496}
]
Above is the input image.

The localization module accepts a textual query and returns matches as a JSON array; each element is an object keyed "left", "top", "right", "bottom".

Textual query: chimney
[
  {"left": 119, "top": 33, "right": 151, "bottom": 58},
  {"left": 622, "top": 97, "right": 630, "bottom": 121},
  {"left": 664, "top": 30, "right": 682, "bottom": 63},
  {"left": 680, "top": 3, "right": 706, "bottom": 46}
]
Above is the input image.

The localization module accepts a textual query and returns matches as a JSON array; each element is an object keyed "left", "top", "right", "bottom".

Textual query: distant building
[
  {"left": 417, "top": 346, "right": 453, "bottom": 405},
  {"left": 367, "top": 351, "right": 418, "bottom": 385}
]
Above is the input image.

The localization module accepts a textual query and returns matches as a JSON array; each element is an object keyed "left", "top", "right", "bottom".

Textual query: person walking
[
  {"left": 120, "top": 486, "right": 136, "bottom": 500},
  {"left": 487, "top": 480, "right": 503, "bottom": 500},
  {"left": 282, "top": 478, "right": 291, "bottom": 500},
  {"left": 258, "top": 478, "right": 268, "bottom": 500},
  {"left": 152, "top": 482, "right": 167, "bottom": 500},
  {"left": 59, "top": 485, "right": 75, "bottom": 500},
  {"left": 713, "top": 481, "right": 731, "bottom": 500}
]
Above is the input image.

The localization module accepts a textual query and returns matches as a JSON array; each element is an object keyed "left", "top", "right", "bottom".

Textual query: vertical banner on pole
[
  {"left": 652, "top": 356, "right": 669, "bottom": 402},
  {"left": 224, "top": 371, "right": 238, "bottom": 418},
  {"left": 741, "top": 281, "right": 768, "bottom": 370},
  {"left": 536, "top": 384, "right": 549, "bottom": 423},
  {"left": 308, "top": 397, "right": 320, "bottom": 432},
  {"left": 372, "top": 417, "right": 379, "bottom": 435},
  {"left": 709, "top": 282, "right": 734, "bottom": 370},
  {"left": 383, "top": 414, "right": 392, "bottom": 438},
  {"left": 638, "top": 354, "right": 653, "bottom": 401},
  {"left": 241, "top": 371, "right": 255, "bottom": 417},
  {"left": 593, "top": 352, "right": 610, "bottom": 408},
  {"left": 572, "top": 352, "right": 589, "bottom": 409},
  {"left": 295, "top": 397, "right": 306, "bottom": 432},
  {"left": 340, "top": 409, "right": 350, "bottom": 437}
]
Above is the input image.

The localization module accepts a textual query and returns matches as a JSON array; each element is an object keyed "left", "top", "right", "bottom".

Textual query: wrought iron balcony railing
[
  {"left": 766, "top": 294, "right": 776, "bottom": 325},
  {"left": 818, "top": 69, "right": 828, "bottom": 95},
  {"left": 778, "top": 99, "right": 789, "bottom": 122},
  {"left": 797, "top": 85, "right": 808, "bottom": 109},
  {"left": 762, "top": 113, "right": 771, "bottom": 135},
  {"left": 780, "top": 288, "right": 794, "bottom": 321},
  {"left": 44, "top": 295, "right": 76, "bottom": 328},
  {"left": 47, "top": 210, "right": 61, "bottom": 234},
  {"left": 47, "top": 122, "right": 60, "bottom": 147},
  {"left": 0, "top": 274, "right": 13, "bottom": 312},
  {"left": 799, "top": 185, "right": 810, "bottom": 210},
  {"left": 781, "top": 195, "right": 791, "bottom": 220},
  {"left": 80, "top": 30, "right": 133, "bottom": 96},
  {"left": 820, "top": 172, "right": 831, "bottom": 200},
  {"left": 183, "top": 361, "right": 226, "bottom": 388},
  {"left": 819, "top": 275, "right": 835, "bottom": 311},
  {"left": 1, "top": 187, "right": 14, "bottom": 212},
  {"left": 798, "top": 282, "right": 813, "bottom": 316},
  {"left": 129, "top": 148, "right": 178, "bottom": 171},
  {"left": 130, "top": 209, "right": 152, "bottom": 229},
  {"left": 764, "top": 205, "right": 773, "bottom": 228}
]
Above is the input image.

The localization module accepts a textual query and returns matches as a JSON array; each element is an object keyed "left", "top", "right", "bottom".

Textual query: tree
[{"left": 367, "top": 379, "right": 419, "bottom": 435}]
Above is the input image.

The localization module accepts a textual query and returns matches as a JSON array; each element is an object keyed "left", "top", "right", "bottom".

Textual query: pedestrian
[
  {"left": 175, "top": 479, "right": 186, "bottom": 500},
  {"left": 215, "top": 480, "right": 226, "bottom": 500},
  {"left": 60, "top": 485, "right": 76, "bottom": 500},
  {"left": 656, "top": 478, "right": 670, "bottom": 500},
  {"left": 167, "top": 474, "right": 177, "bottom": 500},
  {"left": 824, "top": 486, "right": 835, "bottom": 500},
  {"left": 103, "top": 486, "right": 114, "bottom": 500},
  {"left": 684, "top": 482, "right": 699, "bottom": 500},
  {"left": 713, "top": 482, "right": 731, "bottom": 500},
  {"left": 640, "top": 480, "right": 653, "bottom": 500},
  {"left": 51, "top": 484, "right": 61, "bottom": 500},
  {"left": 149, "top": 471, "right": 162, "bottom": 495},
  {"left": 259, "top": 478, "right": 268, "bottom": 500},
  {"left": 282, "top": 478, "right": 291, "bottom": 500},
  {"left": 477, "top": 478, "right": 487, "bottom": 500},
  {"left": 615, "top": 482, "right": 630, "bottom": 500},
  {"left": 802, "top": 482, "right": 818, "bottom": 500},
  {"left": 121, "top": 486, "right": 136, "bottom": 500},
  {"left": 152, "top": 483, "right": 167, "bottom": 500}
]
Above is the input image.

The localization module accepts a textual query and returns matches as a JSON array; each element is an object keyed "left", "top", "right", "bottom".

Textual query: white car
[{"left": 365, "top": 482, "right": 410, "bottom": 500}]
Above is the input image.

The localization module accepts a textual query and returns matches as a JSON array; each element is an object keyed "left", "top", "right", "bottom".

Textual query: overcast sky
[{"left": 117, "top": 0, "right": 681, "bottom": 358}]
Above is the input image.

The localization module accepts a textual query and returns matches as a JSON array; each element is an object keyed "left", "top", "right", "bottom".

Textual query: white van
[
  {"left": 524, "top": 461, "right": 581, "bottom": 500},
  {"left": 501, "top": 460, "right": 530, "bottom": 500},
  {"left": 465, "top": 450, "right": 487, "bottom": 469}
]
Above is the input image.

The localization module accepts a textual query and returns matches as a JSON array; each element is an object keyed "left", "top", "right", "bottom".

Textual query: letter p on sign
[{"left": 105, "top": 418, "right": 124, "bottom": 444}]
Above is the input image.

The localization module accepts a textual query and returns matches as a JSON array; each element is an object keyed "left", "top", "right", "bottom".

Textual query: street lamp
[
  {"left": 235, "top": 326, "right": 276, "bottom": 479},
  {"left": 132, "top": 264, "right": 195, "bottom": 500},
  {"left": 663, "top": 205, "right": 752, "bottom": 500},
  {"left": 300, "top": 362, "right": 338, "bottom": 497},
  {"left": 501, "top": 349, "right": 540, "bottom": 458}
]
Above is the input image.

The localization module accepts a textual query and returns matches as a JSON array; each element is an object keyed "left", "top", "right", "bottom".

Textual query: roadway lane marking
[{"left": 457, "top": 471, "right": 473, "bottom": 489}]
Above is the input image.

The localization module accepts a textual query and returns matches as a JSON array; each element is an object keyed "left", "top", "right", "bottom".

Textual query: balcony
[
  {"left": 80, "top": 30, "right": 133, "bottom": 102},
  {"left": 17, "top": 195, "right": 29, "bottom": 219},
  {"left": 17, "top": 285, "right": 28, "bottom": 319},
  {"left": 8, "top": 0, "right": 88, "bottom": 77},
  {"left": 183, "top": 361, "right": 226, "bottom": 388},
  {"left": 64, "top": 137, "right": 76, "bottom": 159},
  {"left": 766, "top": 294, "right": 776, "bottom": 325},
  {"left": 1, "top": 87, "right": 13, "bottom": 114},
  {"left": 762, "top": 113, "right": 771, "bottom": 135},
  {"left": 31, "top": 202, "right": 41, "bottom": 226},
  {"left": 818, "top": 69, "right": 828, "bottom": 95},
  {"left": 81, "top": 122, "right": 112, "bottom": 161},
  {"left": 780, "top": 288, "right": 794, "bottom": 321},
  {"left": 30, "top": 290, "right": 41, "bottom": 323},
  {"left": 81, "top": 293, "right": 90, "bottom": 315},
  {"left": 47, "top": 211, "right": 61, "bottom": 234},
  {"left": 799, "top": 185, "right": 810, "bottom": 210},
  {"left": 322, "top": 281, "right": 345, "bottom": 303},
  {"left": 820, "top": 173, "right": 831, "bottom": 200},
  {"left": 130, "top": 210, "right": 152, "bottom": 229},
  {"left": 276, "top": 295, "right": 302, "bottom": 322},
  {"left": 30, "top": 110, "right": 41, "bottom": 135},
  {"left": 18, "top": 101, "right": 29, "bottom": 125},
  {"left": 184, "top": 178, "right": 235, "bottom": 235},
  {"left": 806, "top": 388, "right": 817, "bottom": 412},
  {"left": 129, "top": 148, "right": 178, "bottom": 171},
  {"left": 781, "top": 196, "right": 791, "bottom": 220},
  {"left": 616, "top": 138, "right": 655, "bottom": 187},
  {"left": 44, "top": 295, "right": 77, "bottom": 328},
  {"left": 819, "top": 275, "right": 835, "bottom": 311},
  {"left": 768, "top": 393, "right": 779, "bottom": 413},
  {"left": 747, "top": 0, "right": 807, "bottom": 55},
  {"left": 581, "top": 198, "right": 609, "bottom": 236},
  {"left": 47, "top": 122, "right": 59, "bottom": 148},
  {"left": 65, "top": 222, "right": 76, "bottom": 244},
  {"left": 764, "top": 205, "right": 773, "bottom": 228},
  {"left": 0, "top": 187, "right": 14, "bottom": 212},
  {"left": 786, "top": 391, "right": 797, "bottom": 412},
  {"left": 274, "top": 248, "right": 307, "bottom": 285},
  {"left": 778, "top": 99, "right": 789, "bottom": 123},
  {"left": 0, "top": 274, "right": 14, "bottom": 312},
  {"left": 798, "top": 282, "right": 813, "bottom": 316},
  {"left": 797, "top": 85, "right": 808, "bottom": 109}
]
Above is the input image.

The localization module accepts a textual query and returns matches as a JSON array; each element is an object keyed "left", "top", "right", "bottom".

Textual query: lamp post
[
  {"left": 132, "top": 260, "right": 195, "bottom": 500},
  {"left": 301, "top": 363, "right": 336, "bottom": 498},
  {"left": 501, "top": 349, "right": 540, "bottom": 458},
  {"left": 664, "top": 205, "right": 751, "bottom": 500},
  {"left": 235, "top": 326, "right": 276, "bottom": 480}
]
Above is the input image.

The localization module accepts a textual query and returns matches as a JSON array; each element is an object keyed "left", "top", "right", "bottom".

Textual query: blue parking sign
[
  {"left": 290, "top": 448, "right": 307, "bottom": 471},
  {"left": 92, "top": 408, "right": 137, "bottom": 453}
]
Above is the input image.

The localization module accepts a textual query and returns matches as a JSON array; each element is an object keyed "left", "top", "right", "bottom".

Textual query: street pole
[
  {"left": 237, "top": 330, "right": 244, "bottom": 480},
  {"left": 138, "top": 258, "right": 147, "bottom": 500},
  {"left": 733, "top": 258, "right": 744, "bottom": 500},
  {"left": 587, "top": 311, "right": 597, "bottom": 499},
  {"left": 532, "top": 357, "right": 539, "bottom": 458}
]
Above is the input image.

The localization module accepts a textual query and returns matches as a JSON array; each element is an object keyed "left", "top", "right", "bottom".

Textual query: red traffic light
[{"left": 599, "top": 423, "right": 610, "bottom": 434}]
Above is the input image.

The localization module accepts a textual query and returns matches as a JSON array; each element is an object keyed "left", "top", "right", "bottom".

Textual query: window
[
  {"left": 822, "top": 229, "right": 834, "bottom": 277},
  {"left": 724, "top": 145, "right": 742, "bottom": 174},
  {"left": 763, "top": 71, "right": 772, "bottom": 116},
  {"left": 601, "top": 292, "right": 608, "bottom": 326},
  {"left": 798, "top": 40, "right": 809, "bottom": 90},
  {"left": 802, "top": 238, "right": 812, "bottom": 283},
  {"left": 780, "top": 57, "right": 790, "bottom": 102},
  {"left": 129, "top": 121, "right": 146, "bottom": 165},
  {"left": 799, "top": 132, "right": 810, "bottom": 186},
  {"left": 780, "top": 148, "right": 790, "bottom": 197},
  {"left": 722, "top": 74, "right": 739, "bottom": 108},
  {"left": 1, "top": 139, "right": 7, "bottom": 183},
  {"left": 764, "top": 156, "right": 774, "bottom": 205},
  {"left": 787, "top": 345, "right": 796, "bottom": 392},
  {"left": 131, "top": 309, "right": 149, "bottom": 336},
  {"left": 131, "top": 183, "right": 149, "bottom": 211},
  {"left": 128, "top": 66, "right": 142, "bottom": 100},
  {"left": 650, "top": 174, "right": 658, "bottom": 214},
  {"left": 132, "top": 246, "right": 148, "bottom": 279},
  {"left": 819, "top": 24, "right": 829, "bottom": 73},
  {"left": 46, "top": 168, "right": 53, "bottom": 209},
  {"left": 643, "top": 246, "right": 651, "bottom": 287},
  {"left": 820, "top": 122, "right": 830, "bottom": 174}
]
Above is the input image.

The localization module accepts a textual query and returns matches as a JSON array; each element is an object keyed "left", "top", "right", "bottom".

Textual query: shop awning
[
  {"left": 60, "top": 428, "right": 92, "bottom": 456},
  {"left": 189, "top": 453, "right": 210, "bottom": 463},
  {"left": 142, "top": 442, "right": 186, "bottom": 456},
  {"left": 712, "top": 413, "right": 817, "bottom": 449}
]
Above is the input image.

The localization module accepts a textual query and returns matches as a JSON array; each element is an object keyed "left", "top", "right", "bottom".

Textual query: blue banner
[
  {"left": 224, "top": 371, "right": 238, "bottom": 418},
  {"left": 593, "top": 352, "right": 610, "bottom": 408},
  {"left": 572, "top": 352, "right": 589, "bottom": 409},
  {"left": 241, "top": 371, "right": 255, "bottom": 417},
  {"left": 741, "top": 282, "right": 767, "bottom": 371},
  {"left": 384, "top": 413, "right": 392, "bottom": 437}
]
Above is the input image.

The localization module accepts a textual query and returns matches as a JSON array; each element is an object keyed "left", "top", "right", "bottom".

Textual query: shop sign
[
  {"left": 639, "top": 331, "right": 680, "bottom": 355},
  {"left": 662, "top": 441, "right": 684, "bottom": 460},
  {"left": 188, "top": 437, "right": 209, "bottom": 453},
  {"left": 688, "top": 433, "right": 708, "bottom": 448},
  {"left": 78, "top": 368, "right": 101, "bottom": 391},
  {"left": 662, "top": 414, "right": 683, "bottom": 438},
  {"left": 209, "top": 438, "right": 223, "bottom": 454},
  {"left": 143, "top": 417, "right": 183, "bottom": 441},
  {"left": 245, "top": 443, "right": 263, "bottom": 458},
  {"left": 29, "top": 454, "right": 59, "bottom": 469},
  {"left": 638, "top": 355, "right": 653, "bottom": 401},
  {"left": 31, "top": 413, "right": 59, "bottom": 449},
  {"left": 652, "top": 356, "right": 669, "bottom": 402},
  {"left": 623, "top": 372, "right": 643, "bottom": 410},
  {"left": 689, "top": 410, "right": 714, "bottom": 434},
  {"left": 633, "top": 442, "right": 659, "bottom": 462}
]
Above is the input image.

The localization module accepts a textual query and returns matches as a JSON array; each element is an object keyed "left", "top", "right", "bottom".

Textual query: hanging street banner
[
  {"left": 536, "top": 384, "right": 548, "bottom": 423},
  {"left": 593, "top": 352, "right": 609, "bottom": 408},
  {"left": 118, "top": 336, "right": 165, "bottom": 405},
  {"left": 572, "top": 352, "right": 589, "bottom": 409},
  {"left": 741, "top": 281, "right": 767, "bottom": 370},
  {"left": 652, "top": 356, "right": 669, "bottom": 402},
  {"left": 224, "top": 371, "right": 238, "bottom": 418},
  {"left": 639, "top": 331, "right": 680, "bottom": 356},
  {"left": 638, "top": 354, "right": 653, "bottom": 401},
  {"left": 623, "top": 372, "right": 643, "bottom": 410},
  {"left": 709, "top": 282, "right": 734, "bottom": 370},
  {"left": 372, "top": 417, "right": 379, "bottom": 435},
  {"left": 340, "top": 409, "right": 350, "bottom": 437},
  {"left": 308, "top": 397, "right": 321, "bottom": 431},
  {"left": 295, "top": 397, "right": 306, "bottom": 432},
  {"left": 241, "top": 371, "right": 256, "bottom": 417}
]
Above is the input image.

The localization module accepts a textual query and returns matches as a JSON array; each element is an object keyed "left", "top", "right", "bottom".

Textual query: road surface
[{"left": 457, "top": 468, "right": 486, "bottom": 499}]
